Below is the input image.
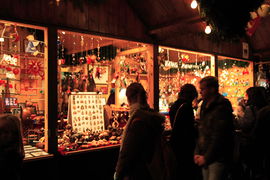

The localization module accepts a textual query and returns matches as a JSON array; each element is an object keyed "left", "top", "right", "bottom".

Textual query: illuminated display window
[
  {"left": 57, "top": 30, "right": 154, "bottom": 153},
  {"left": 0, "top": 20, "right": 49, "bottom": 159},
  {"left": 158, "top": 46, "right": 215, "bottom": 112},
  {"left": 218, "top": 56, "right": 254, "bottom": 108}
]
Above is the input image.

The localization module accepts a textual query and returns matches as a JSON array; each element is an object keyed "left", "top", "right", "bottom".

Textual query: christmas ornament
[{"left": 27, "top": 60, "right": 45, "bottom": 80}]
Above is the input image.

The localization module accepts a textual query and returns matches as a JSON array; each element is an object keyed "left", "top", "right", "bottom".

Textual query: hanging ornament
[
  {"left": 25, "top": 35, "right": 45, "bottom": 56},
  {"left": 97, "top": 39, "right": 101, "bottom": 61},
  {"left": 12, "top": 68, "right": 20, "bottom": 75},
  {"left": 27, "top": 60, "right": 45, "bottom": 80},
  {"left": 95, "top": 67, "right": 101, "bottom": 79}
]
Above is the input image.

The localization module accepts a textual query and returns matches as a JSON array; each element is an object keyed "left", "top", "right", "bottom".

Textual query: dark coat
[
  {"left": 0, "top": 115, "right": 24, "bottom": 180},
  {"left": 195, "top": 94, "right": 234, "bottom": 166},
  {"left": 169, "top": 99, "right": 197, "bottom": 178},
  {"left": 115, "top": 108, "right": 165, "bottom": 180}
]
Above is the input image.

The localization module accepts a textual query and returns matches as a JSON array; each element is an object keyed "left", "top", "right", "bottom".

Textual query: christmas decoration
[
  {"left": 25, "top": 35, "right": 46, "bottom": 56},
  {"left": 27, "top": 60, "right": 45, "bottom": 79},
  {"left": 197, "top": 0, "right": 264, "bottom": 38}
]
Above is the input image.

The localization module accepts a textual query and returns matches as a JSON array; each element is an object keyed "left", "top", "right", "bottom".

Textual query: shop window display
[
  {"left": 0, "top": 20, "right": 49, "bottom": 158},
  {"left": 218, "top": 56, "right": 254, "bottom": 108},
  {"left": 255, "top": 63, "right": 270, "bottom": 90},
  {"left": 158, "top": 46, "right": 215, "bottom": 113},
  {"left": 57, "top": 30, "right": 153, "bottom": 153}
]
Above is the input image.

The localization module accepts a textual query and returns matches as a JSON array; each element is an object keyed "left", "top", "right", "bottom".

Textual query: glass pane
[
  {"left": 57, "top": 30, "right": 153, "bottom": 153},
  {"left": 159, "top": 46, "right": 214, "bottom": 112},
  {"left": 218, "top": 56, "right": 254, "bottom": 108},
  {"left": 0, "top": 20, "right": 48, "bottom": 159}
]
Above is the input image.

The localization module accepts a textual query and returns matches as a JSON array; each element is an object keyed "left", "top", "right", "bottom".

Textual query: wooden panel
[{"left": 0, "top": 0, "right": 151, "bottom": 41}]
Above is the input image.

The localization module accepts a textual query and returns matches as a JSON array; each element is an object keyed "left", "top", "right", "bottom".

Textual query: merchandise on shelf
[
  {"left": 218, "top": 57, "right": 254, "bottom": 108},
  {"left": 57, "top": 30, "right": 154, "bottom": 152},
  {"left": 0, "top": 20, "right": 48, "bottom": 159},
  {"left": 158, "top": 47, "right": 214, "bottom": 112}
]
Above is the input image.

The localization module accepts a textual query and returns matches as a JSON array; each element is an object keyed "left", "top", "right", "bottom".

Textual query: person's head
[
  {"left": 199, "top": 76, "right": 219, "bottom": 100},
  {"left": 126, "top": 83, "right": 147, "bottom": 106},
  {"left": 0, "top": 115, "right": 24, "bottom": 155},
  {"left": 178, "top": 84, "right": 198, "bottom": 102},
  {"left": 246, "top": 86, "right": 268, "bottom": 109}
]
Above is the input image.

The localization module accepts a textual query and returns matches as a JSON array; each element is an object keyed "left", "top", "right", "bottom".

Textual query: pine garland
[{"left": 198, "top": 0, "right": 264, "bottom": 38}]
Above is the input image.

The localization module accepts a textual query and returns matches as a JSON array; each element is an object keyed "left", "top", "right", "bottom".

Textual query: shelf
[
  {"left": 220, "top": 85, "right": 250, "bottom": 87},
  {"left": 63, "top": 144, "right": 120, "bottom": 156},
  {"left": 128, "top": 73, "right": 147, "bottom": 77},
  {"left": 0, "top": 78, "right": 20, "bottom": 81}
]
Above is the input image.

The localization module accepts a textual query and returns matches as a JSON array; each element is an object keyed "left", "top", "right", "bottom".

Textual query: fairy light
[
  {"left": 191, "top": 0, "right": 198, "bottom": 9},
  {"left": 205, "top": 25, "right": 212, "bottom": 34}
]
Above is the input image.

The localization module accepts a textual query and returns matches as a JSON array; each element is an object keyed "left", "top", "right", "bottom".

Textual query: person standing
[
  {"left": 235, "top": 86, "right": 268, "bottom": 179},
  {"left": 0, "top": 115, "right": 25, "bottom": 180},
  {"left": 114, "top": 83, "right": 165, "bottom": 180},
  {"left": 194, "top": 76, "right": 234, "bottom": 180},
  {"left": 169, "top": 84, "right": 198, "bottom": 179}
]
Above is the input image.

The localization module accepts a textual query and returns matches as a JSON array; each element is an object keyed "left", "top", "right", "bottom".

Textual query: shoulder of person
[
  {"left": 216, "top": 95, "right": 233, "bottom": 110},
  {"left": 133, "top": 109, "right": 165, "bottom": 126}
]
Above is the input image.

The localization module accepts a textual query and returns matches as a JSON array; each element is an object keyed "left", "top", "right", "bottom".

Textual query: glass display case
[
  {"left": 218, "top": 56, "right": 254, "bottom": 108},
  {"left": 0, "top": 20, "right": 49, "bottom": 158},
  {"left": 57, "top": 30, "right": 154, "bottom": 154},
  {"left": 158, "top": 46, "right": 215, "bottom": 113}
]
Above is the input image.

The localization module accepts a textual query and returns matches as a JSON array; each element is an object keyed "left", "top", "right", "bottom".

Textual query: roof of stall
[{"left": 127, "top": 0, "right": 270, "bottom": 61}]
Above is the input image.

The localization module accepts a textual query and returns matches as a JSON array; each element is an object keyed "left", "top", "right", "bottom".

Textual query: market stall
[{"left": 56, "top": 30, "right": 154, "bottom": 153}]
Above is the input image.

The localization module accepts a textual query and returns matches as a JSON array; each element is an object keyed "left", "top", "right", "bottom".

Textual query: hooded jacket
[
  {"left": 195, "top": 94, "right": 234, "bottom": 165},
  {"left": 115, "top": 105, "right": 165, "bottom": 180}
]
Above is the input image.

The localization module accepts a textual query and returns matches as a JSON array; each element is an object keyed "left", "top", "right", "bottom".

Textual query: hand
[
  {"left": 114, "top": 172, "right": 118, "bottom": 180},
  {"left": 194, "top": 155, "right": 200, "bottom": 164},
  {"left": 196, "top": 155, "right": 206, "bottom": 166}
]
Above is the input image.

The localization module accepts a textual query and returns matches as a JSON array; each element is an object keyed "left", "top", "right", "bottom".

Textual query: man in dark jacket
[
  {"left": 194, "top": 76, "right": 234, "bottom": 180},
  {"left": 115, "top": 83, "right": 165, "bottom": 180}
]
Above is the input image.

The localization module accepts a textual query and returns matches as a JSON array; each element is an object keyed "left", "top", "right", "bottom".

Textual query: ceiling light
[
  {"left": 205, "top": 25, "right": 212, "bottom": 34},
  {"left": 0, "top": 37, "right": 4, "bottom": 42},
  {"left": 191, "top": 0, "right": 198, "bottom": 9}
]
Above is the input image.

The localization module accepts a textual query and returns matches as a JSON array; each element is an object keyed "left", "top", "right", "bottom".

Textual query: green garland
[
  {"left": 218, "top": 59, "right": 250, "bottom": 69},
  {"left": 198, "top": 0, "right": 263, "bottom": 39}
]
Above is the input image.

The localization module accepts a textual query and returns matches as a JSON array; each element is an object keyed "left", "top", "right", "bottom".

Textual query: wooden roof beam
[{"left": 148, "top": 16, "right": 203, "bottom": 34}]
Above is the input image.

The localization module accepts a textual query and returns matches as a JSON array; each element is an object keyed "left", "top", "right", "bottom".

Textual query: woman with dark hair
[
  {"left": 235, "top": 86, "right": 269, "bottom": 179},
  {"left": 169, "top": 84, "right": 198, "bottom": 179},
  {"left": 0, "top": 115, "right": 24, "bottom": 180},
  {"left": 115, "top": 83, "right": 165, "bottom": 180},
  {"left": 236, "top": 86, "right": 268, "bottom": 132}
]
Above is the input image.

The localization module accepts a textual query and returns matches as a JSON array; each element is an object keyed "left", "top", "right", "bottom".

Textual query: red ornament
[
  {"left": 13, "top": 68, "right": 20, "bottom": 75},
  {"left": 6, "top": 67, "right": 12, "bottom": 71},
  {"left": 182, "top": 58, "right": 188, "bottom": 63},
  {"left": 0, "top": 80, "right": 5, "bottom": 85}
]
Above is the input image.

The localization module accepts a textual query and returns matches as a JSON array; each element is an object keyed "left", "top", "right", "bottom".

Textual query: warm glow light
[
  {"left": 205, "top": 25, "right": 212, "bottom": 34},
  {"left": 191, "top": 0, "right": 198, "bottom": 9},
  {"left": 0, "top": 37, "right": 4, "bottom": 42},
  {"left": 62, "top": 31, "right": 65, "bottom": 35}
]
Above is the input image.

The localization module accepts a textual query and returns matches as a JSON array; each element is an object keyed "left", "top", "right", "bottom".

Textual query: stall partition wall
[{"left": 0, "top": 20, "right": 50, "bottom": 159}]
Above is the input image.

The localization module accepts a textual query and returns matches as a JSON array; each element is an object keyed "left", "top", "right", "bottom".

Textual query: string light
[
  {"left": 205, "top": 25, "right": 212, "bottom": 34},
  {"left": 191, "top": 0, "right": 198, "bottom": 9}
]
